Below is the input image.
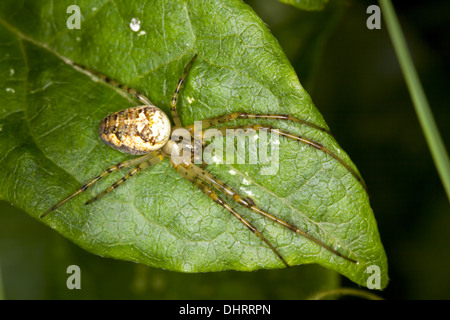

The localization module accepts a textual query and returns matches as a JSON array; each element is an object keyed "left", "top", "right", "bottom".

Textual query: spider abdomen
[{"left": 99, "top": 106, "right": 171, "bottom": 155}]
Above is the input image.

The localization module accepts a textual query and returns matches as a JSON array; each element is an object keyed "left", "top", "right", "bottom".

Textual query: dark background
[{"left": 0, "top": 0, "right": 449, "bottom": 300}]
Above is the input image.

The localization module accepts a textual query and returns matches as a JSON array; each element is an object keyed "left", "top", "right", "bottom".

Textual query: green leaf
[
  {"left": 279, "top": 0, "right": 329, "bottom": 11},
  {"left": 0, "top": 0, "right": 388, "bottom": 289}
]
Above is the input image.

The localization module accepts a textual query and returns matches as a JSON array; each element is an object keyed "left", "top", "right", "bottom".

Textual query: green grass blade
[
  {"left": 379, "top": 0, "right": 450, "bottom": 201},
  {"left": 0, "top": 264, "right": 4, "bottom": 300}
]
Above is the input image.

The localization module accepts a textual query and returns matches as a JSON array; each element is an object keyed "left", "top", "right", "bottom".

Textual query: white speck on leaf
[
  {"left": 186, "top": 96, "right": 195, "bottom": 104},
  {"left": 138, "top": 30, "right": 146, "bottom": 37},
  {"left": 130, "top": 18, "right": 141, "bottom": 32},
  {"left": 6, "top": 88, "right": 15, "bottom": 93},
  {"left": 240, "top": 187, "right": 253, "bottom": 197},
  {"left": 9, "top": 69, "right": 14, "bottom": 76}
]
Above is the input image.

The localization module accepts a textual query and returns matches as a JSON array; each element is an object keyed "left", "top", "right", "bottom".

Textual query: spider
[{"left": 42, "top": 54, "right": 366, "bottom": 266}]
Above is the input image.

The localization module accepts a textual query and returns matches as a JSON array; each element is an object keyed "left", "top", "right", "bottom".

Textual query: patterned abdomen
[{"left": 99, "top": 106, "right": 171, "bottom": 155}]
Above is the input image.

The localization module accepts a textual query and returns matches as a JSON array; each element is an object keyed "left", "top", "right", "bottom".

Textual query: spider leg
[
  {"left": 201, "top": 124, "right": 368, "bottom": 193},
  {"left": 170, "top": 54, "right": 198, "bottom": 128},
  {"left": 41, "top": 151, "right": 162, "bottom": 218},
  {"left": 184, "top": 112, "right": 332, "bottom": 135},
  {"left": 181, "top": 162, "right": 357, "bottom": 264},
  {"left": 72, "top": 62, "right": 155, "bottom": 106},
  {"left": 174, "top": 163, "right": 289, "bottom": 267},
  {"left": 85, "top": 152, "right": 166, "bottom": 205}
]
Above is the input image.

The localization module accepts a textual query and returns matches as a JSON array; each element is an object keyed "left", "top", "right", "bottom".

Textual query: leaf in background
[
  {"left": 249, "top": 0, "right": 346, "bottom": 93},
  {"left": 279, "top": 0, "right": 329, "bottom": 11},
  {"left": 0, "top": 0, "right": 387, "bottom": 289}
]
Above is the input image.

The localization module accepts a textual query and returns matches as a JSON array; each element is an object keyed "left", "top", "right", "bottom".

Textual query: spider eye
[{"left": 99, "top": 106, "right": 171, "bottom": 155}]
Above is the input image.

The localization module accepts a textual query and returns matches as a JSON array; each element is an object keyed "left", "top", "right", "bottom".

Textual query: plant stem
[
  {"left": 379, "top": 0, "right": 450, "bottom": 201},
  {"left": 0, "top": 264, "right": 4, "bottom": 300},
  {"left": 308, "top": 287, "right": 383, "bottom": 300}
]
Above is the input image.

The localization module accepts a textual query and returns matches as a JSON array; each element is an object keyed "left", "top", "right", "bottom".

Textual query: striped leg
[
  {"left": 174, "top": 163, "right": 289, "bottom": 267},
  {"left": 85, "top": 152, "right": 166, "bottom": 205},
  {"left": 200, "top": 124, "right": 368, "bottom": 193},
  {"left": 41, "top": 151, "right": 162, "bottom": 218},
  {"left": 181, "top": 163, "right": 357, "bottom": 264},
  {"left": 170, "top": 54, "right": 198, "bottom": 128},
  {"left": 72, "top": 62, "right": 155, "bottom": 106},
  {"left": 184, "top": 112, "right": 332, "bottom": 135}
]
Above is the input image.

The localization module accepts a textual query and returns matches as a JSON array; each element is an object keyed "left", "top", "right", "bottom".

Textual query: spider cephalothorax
[{"left": 42, "top": 54, "right": 366, "bottom": 266}]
